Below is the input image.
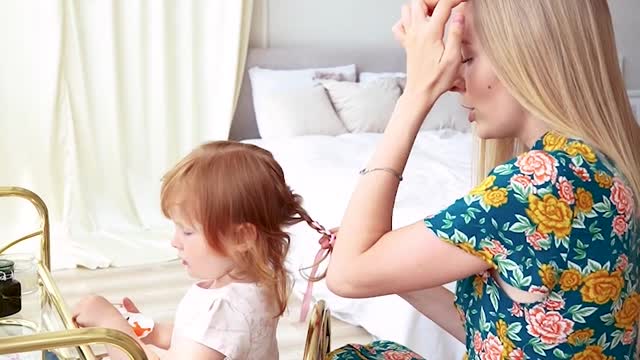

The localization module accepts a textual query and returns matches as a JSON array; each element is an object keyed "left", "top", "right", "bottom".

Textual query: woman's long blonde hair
[{"left": 472, "top": 0, "right": 640, "bottom": 209}]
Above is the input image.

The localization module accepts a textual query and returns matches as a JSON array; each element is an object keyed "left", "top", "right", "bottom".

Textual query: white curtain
[{"left": 0, "top": 0, "right": 253, "bottom": 269}]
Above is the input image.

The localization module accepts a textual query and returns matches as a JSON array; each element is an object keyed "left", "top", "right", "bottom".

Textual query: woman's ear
[{"left": 232, "top": 223, "right": 258, "bottom": 252}]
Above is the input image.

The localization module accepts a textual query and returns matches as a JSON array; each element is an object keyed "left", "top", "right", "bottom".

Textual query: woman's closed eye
[{"left": 462, "top": 57, "right": 474, "bottom": 65}]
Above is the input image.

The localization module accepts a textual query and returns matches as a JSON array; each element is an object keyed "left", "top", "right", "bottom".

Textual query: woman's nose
[{"left": 449, "top": 77, "right": 466, "bottom": 93}]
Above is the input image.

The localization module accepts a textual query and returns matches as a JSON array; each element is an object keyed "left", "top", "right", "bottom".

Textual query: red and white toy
[{"left": 115, "top": 306, "right": 155, "bottom": 338}]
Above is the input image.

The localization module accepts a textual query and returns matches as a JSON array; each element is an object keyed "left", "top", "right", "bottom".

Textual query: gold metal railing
[
  {"left": 0, "top": 328, "right": 147, "bottom": 359},
  {"left": 0, "top": 187, "right": 148, "bottom": 360},
  {"left": 303, "top": 300, "right": 332, "bottom": 360}
]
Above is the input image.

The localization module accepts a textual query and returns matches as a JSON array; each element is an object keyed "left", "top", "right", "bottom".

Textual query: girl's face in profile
[
  {"left": 169, "top": 207, "right": 235, "bottom": 282},
  {"left": 456, "top": 5, "right": 530, "bottom": 141}
]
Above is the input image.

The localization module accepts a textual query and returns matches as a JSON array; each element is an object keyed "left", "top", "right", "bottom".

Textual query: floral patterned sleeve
[{"left": 425, "top": 149, "right": 573, "bottom": 293}]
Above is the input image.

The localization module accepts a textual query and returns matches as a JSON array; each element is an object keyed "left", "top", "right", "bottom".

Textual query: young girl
[{"left": 72, "top": 141, "right": 329, "bottom": 360}]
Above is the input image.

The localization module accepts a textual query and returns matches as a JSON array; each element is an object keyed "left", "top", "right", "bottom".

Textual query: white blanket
[{"left": 244, "top": 130, "right": 472, "bottom": 359}]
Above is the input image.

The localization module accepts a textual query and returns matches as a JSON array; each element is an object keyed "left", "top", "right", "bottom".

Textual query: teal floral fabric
[
  {"left": 328, "top": 340, "right": 425, "bottom": 360},
  {"left": 330, "top": 133, "right": 639, "bottom": 360}
]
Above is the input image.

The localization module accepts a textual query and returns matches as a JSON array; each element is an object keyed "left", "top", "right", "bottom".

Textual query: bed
[{"left": 232, "top": 48, "right": 471, "bottom": 359}]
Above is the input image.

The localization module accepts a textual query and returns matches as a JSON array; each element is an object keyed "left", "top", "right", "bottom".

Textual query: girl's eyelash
[{"left": 462, "top": 57, "right": 474, "bottom": 64}]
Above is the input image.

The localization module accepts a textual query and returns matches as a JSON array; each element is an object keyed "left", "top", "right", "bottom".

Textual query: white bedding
[{"left": 244, "top": 130, "right": 472, "bottom": 359}]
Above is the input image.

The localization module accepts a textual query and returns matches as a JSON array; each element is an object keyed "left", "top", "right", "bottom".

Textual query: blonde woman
[{"left": 323, "top": 0, "right": 640, "bottom": 359}]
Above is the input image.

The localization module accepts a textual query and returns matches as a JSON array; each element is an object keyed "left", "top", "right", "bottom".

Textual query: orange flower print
[
  {"left": 470, "top": 176, "right": 496, "bottom": 196},
  {"left": 526, "top": 194, "right": 573, "bottom": 238},
  {"left": 594, "top": 171, "right": 613, "bottom": 189},
  {"left": 542, "top": 132, "right": 568, "bottom": 151},
  {"left": 559, "top": 269, "right": 582, "bottom": 292},
  {"left": 571, "top": 345, "right": 615, "bottom": 360},
  {"left": 612, "top": 215, "right": 629, "bottom": 237},
  {"left": 483, "top": 187, "right": 509, "bottom": 208},
  {"left": 565, "top": 142, "right": 597, "bottom": 163},
  {"left": 515, "top": 150, "right": 558, "bottom": 185},
  {"left": 539, "top": 264, "right": 558, "bottom": 290},
  {"left": 525, "top": 305, "right": 574, "bottom": 345},
  {"left": 581, "top": 270, "right": 624, "bottom": 305},
  {"left": 568, "top": 328, "right": 594, "bottom": 346},
  {"left": 556, "top": 176, "right": 575, "bottom": 205},
  {"left": 610, "top": 178, "right": 634, "bottom": 220},
  {"left": 473, "top": 275, "right": 485, "bottom": 297},
  {"left": 497, "top": 319, "right": 515, "bottom": 355},
  {"left": 575, "top": 188, "right": 594, "bottom": 213},
  {"left": 570, "top": 164, "right": 591, "bottom": 182},
  {"left": 614, "top": 293, "right": 640, "bottom": 330}
]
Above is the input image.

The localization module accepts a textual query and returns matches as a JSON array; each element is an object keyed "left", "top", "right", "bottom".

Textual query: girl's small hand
[
  {"left": 392, "top": 0, "right": 466, "bottom": 98},
  {"left": 72, "top": 295, "right": 124, "bottom": 328},
  {"left": 122, "top": 297, "right": 141, "bottom": 313}
]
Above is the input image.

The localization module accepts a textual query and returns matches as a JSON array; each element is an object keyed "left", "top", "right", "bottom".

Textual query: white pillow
[
  {"left": 249, "top": 65, "right": 356, "bottom": 137},
  {"left": 321, "top": 78, "right": 401, "bottom": 133},
  {"left": 359, "top": 72, "right": 469, "bottom": 132},
  {"left": 359, "top": 71, "right": 406, "bottom": 83},
  {"left": 257, "top": 85, "right": 347, "bottom": 138}
]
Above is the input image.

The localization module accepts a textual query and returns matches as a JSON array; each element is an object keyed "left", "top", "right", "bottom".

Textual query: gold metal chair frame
[
  {"left": 0, "top": 187, "right": 147, "bottom": 360},
  {"left": 303, "top": 300, "right": 332, "bottom": 360}
]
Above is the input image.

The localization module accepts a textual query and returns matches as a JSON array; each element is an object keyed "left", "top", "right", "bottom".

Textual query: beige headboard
[{"left": 229, "top": 47, "right": 406, "bottom": 140}]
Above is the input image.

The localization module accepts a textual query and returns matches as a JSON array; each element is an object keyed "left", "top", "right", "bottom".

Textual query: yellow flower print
[
  {"left": 580, "top": 270, "right": 624, "bottom": 305},
  {"left": 543, "top": 132, "right": 568, "bottom": 151},
  {"left": 470, "top": 175, "right": 496, "bottom": 196},
  {"left": 473, "top": 275, "right": 484, "bottom": 297},
  {"left": 614, "top": 293, "right": 640, "bottom": 330},
  {"left": 483, "top": 187, "right": 509, "bottom": 208},
  {"left": 568, "top": 328, "right": 594, "bottom": 346},
  {"left": 496, "top": 319, "right": 515, "bottom": 356},
  {"left": 539, "top": 264, "right": 558, "bottom": 290},
  {"left": 575, "top": 188, "right": 594, "bottom": 213},
  {"left": 477, "top": 249, "right": 495, "bottom": 266},
  {"left": 571, "top": 345, "right": 615, "bottom": 360},
  {"left": 526, "top": 194, "right": 574, "bottom": 238},
  {"left": 560, "top": 269, "right": 582, "bottom": 292},
  {"left": 458, "top": 242, "right": 475, "bottom": 255},
  {"left": 565, "top": 142, "right": 597, "bottom": 163},
  {"left": 457, "top": 242, "right": 495, "bottom": 268},
  {"left": 594, "top": 171, "right": 613, "bottom": 189}
]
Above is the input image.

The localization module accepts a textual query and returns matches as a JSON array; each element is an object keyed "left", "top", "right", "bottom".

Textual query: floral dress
[{"left": 329, "top": 132, "right": 639, "bottom": 360}]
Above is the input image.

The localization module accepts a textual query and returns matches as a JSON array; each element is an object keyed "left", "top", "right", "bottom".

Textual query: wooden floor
[{"left": 51, "top": 261, "right": 373, "bottom": 359}]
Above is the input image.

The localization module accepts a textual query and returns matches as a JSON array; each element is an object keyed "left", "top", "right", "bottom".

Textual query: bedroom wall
[{"left": 250, "top": 0, "right": 640, "bottom": 90}]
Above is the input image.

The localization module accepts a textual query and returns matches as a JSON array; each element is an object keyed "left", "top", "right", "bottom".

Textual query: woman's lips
[{"left": 461, "top": 105, "right": 476, "bottom": 123}]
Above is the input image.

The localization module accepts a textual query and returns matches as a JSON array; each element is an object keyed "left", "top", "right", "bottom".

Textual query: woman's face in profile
[{"left": 457, "top": 5, "right": 529, "bottom": 141}]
